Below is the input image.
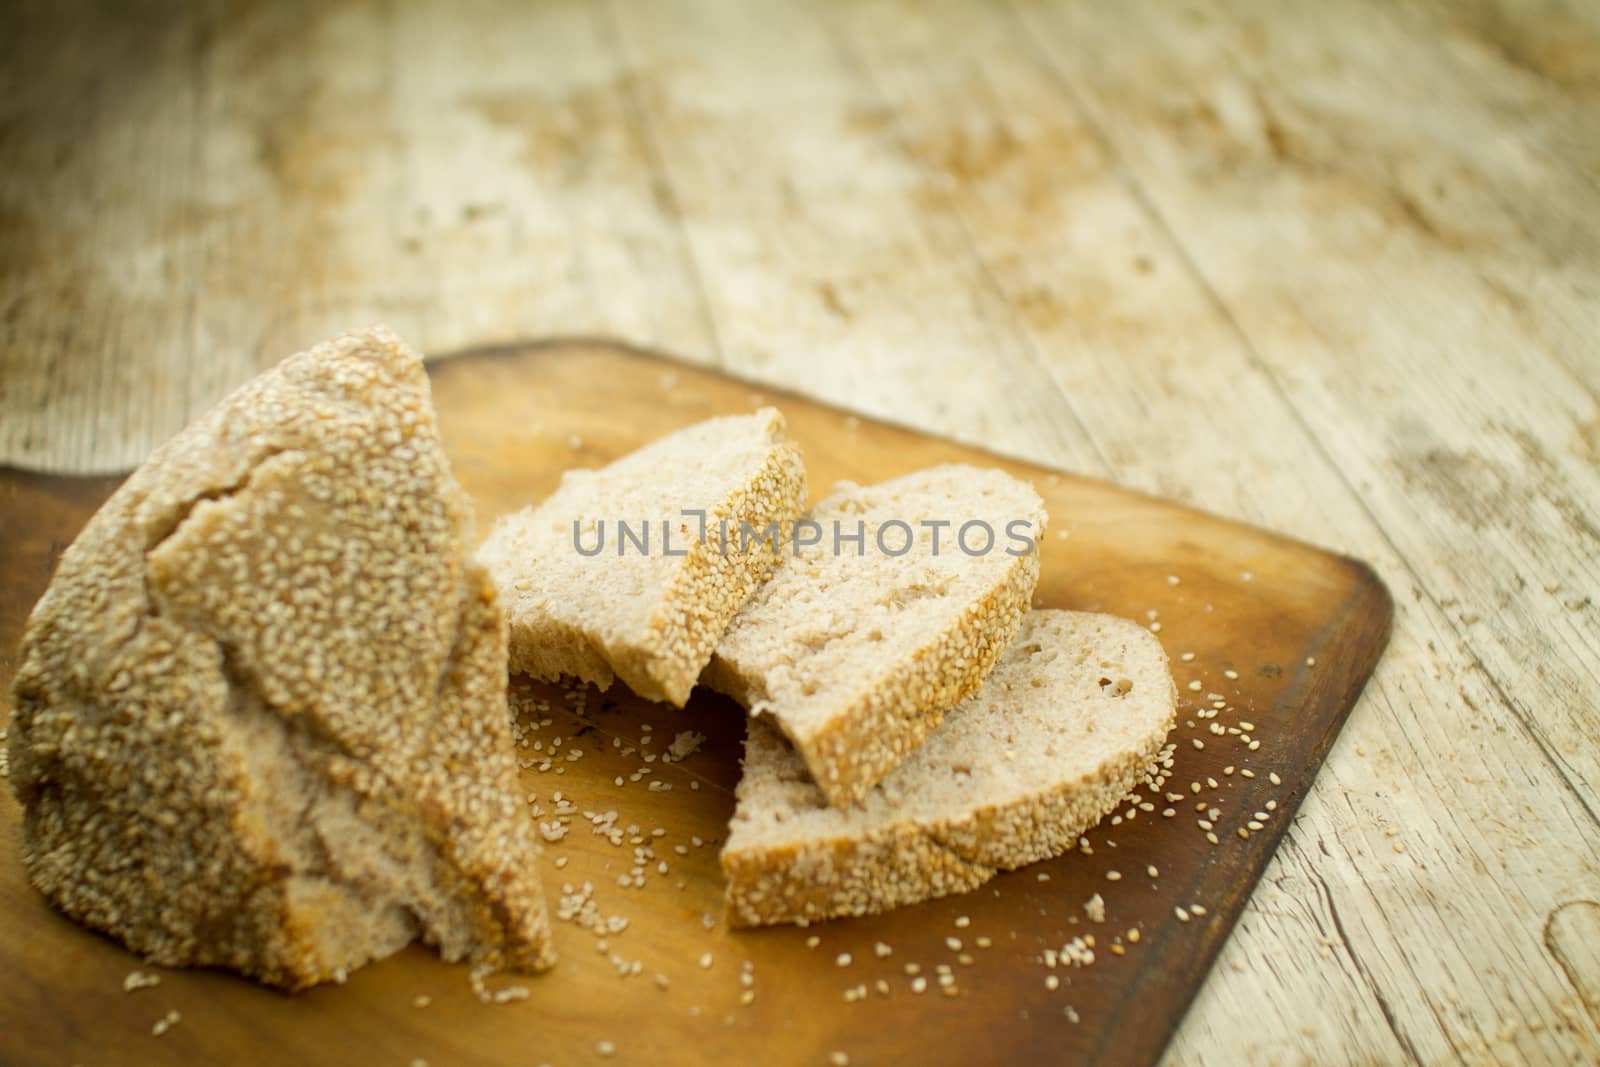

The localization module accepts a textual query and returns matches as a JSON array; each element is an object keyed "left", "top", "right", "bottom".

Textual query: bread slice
[
  {"left": 7, "top": 327, "right": 554, "bottom": 990},
  {"left": 721, "top": 610, "right": 1177, "bottom": 926},
  {"left": 702, "top": 465, "right": 1045, "bottom": 806},
  {"left": 478, "top": 409, "right": 805, "bottom": 706}
]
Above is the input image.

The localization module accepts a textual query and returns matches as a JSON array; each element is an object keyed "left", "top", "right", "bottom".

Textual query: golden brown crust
[
  {"left": 721, "top": 612, "right": 1178, "bottom": 927},
  {"left": 788, "top": 549, "right": 1040, "bottom": 806},
  {"left": 7, "top": 326, "right": 552, "bottom": 989},
  {"left": 485, "top": 410, "right": 806, "bottom": 707},
  {"left": 723, "top": 741, "right": 1163, "bottom": 927},
  {"left": 614, "top": 437, "right": 806, "bottom": 705}
]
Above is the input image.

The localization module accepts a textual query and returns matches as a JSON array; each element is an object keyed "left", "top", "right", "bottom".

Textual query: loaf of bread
[
  {"left": 702, "top": 465, "right": 1045, "bottom": 806},
  {"left": 7, "top": 327, "right": 554, "bottom": 990},
  {"left": 478, "top": 409, "right": 806, "bottom": 706},
  {"left": 721, "top": 610, "right": 1177, "bottom": 926}
]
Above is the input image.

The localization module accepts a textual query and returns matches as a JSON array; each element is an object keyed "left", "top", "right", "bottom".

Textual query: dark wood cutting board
[{"left": 0, "top": 341, "right": 1392, "bottom": 1067}]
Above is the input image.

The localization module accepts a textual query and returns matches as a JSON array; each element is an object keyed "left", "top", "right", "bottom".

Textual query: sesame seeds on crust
[
  {"left": 479, "top": 409, "right": 807, "bottom": 707},
  {"left": 721, "top": 611, "right": 1177, "bottom": 927},
  {"left": 7, "top": 326, "right": 553, "bottom": 989}
]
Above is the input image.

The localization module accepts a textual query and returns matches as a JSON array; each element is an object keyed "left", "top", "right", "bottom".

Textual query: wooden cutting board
[{"left": 0, "top": 341, "right": 1391, "bottom": 1067}]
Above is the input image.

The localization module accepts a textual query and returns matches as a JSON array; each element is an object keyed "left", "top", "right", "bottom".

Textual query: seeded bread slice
[
  {"left": 478, "top": 409, "right": 806, "bottom": 706},
  {"left": 722, "top": 610, "right": 1177, "bottom": 926},
  {"left": 702, "top": 465, "right": 1045, "bottom": 806},
  {"left": 8, "top": 327, "right": 554, "bottom": 990}
]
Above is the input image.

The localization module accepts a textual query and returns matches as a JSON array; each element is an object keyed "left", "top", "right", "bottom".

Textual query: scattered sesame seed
[
  {"left": 413, "top": 994, "right": 432, "bottom": 1008},
  {"left": 912, "top": 976, "right": 928, "bottom": 994},
  {"left": 1175, "top": 907, "right": 1191, "bottom": 923},
  {"left": 955, "top": 916, "right": 971, "bottom": 928},
  {"left": 1046, "top": 975, "right": 1060, "bottom": 990},
  {"left": 597, "top": 1040, "right": 616, "bottom": 1057},
  {"left": 1105, "top": 870, "right": 1122, "bottom": 881},
  {"left": 836, "top": 953, "right": 853, "bottom": 967},
  {"left": 1269, "top": 772, "right": 1282, "bottom": 786},
  {"left": 1187, "top": 680, "right": 1203, "bottom": 692},
  {"left": 874, "top": 942, "right": 893, "bottom": 958},
  {"left": 1127, "top": 929, "right": 1140, "bottom": 943},
  {"left": 830, "top": 1054, "right": 850, "bottom": 1067},
  {"left": 699, "top": 953, "right": 713, "bottom": 969},
  {"left": 945, "top": 937, "right": 962, "bottom": 951},
  {"left": 1147, "top": 865, "right": 1159, "bottom": 878}
]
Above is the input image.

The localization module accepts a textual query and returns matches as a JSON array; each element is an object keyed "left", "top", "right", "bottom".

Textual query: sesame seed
[
  {"left": 699, "top": 952, "right": 713, "bottom": 969},
  {"left": 1105, "top": 870, "right": 1122, "bottom": 881},
  {"left": 1192, "top": 739, "right": 1205, "bottom": 750},
  {"left": 1181, "top": 652, "right": 1196, "bottom": 662},
  {"left": 1306, "top": 657, "right": 1316, "bottom": 667},
  {"left": 830, "top": 1054, "right": 850, "bottom": 1066},
  {"left": 912, "top": 977, "right": 928, "bottom": 994},
  {"left": 945, "top": 937, "right": 962, "bottom": 951},
  {"left": 1187, "top": 680, "right": 1203, "bottom": 692},
  {"left": 1269, "top": 771, "right": 1282, "bottom": 785},
  {"left": 597, "top": 1040, "right": 616, "bottom": 1057},
  {"left": 874, "top": 942, "right": 893, "bottom": 958},
  {"left": 1045, "top": 975, "right": 1060, "bottom": 990},
  {"left": 1175, "top": 907, "right": 1191, "bottom": 923},
  {"left": 1146, "top": 865, "right": 1159, "bottom": 878},
  {"left": 806, "top": 936, "right": 820, "bottom": 949},
  {"left": 1128, "top": 928, "right": 1140, "bottom": 943},
  {"left": 413, "top": 994, "right": 432, "bottom": 1008},
  {"left": 955, "top": 915, "right": 971, "bottom": 928},
  {"left": 836, "top": 953, "right": 853, "bottom": 967}
]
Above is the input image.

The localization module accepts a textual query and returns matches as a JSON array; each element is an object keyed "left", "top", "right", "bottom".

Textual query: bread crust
[
  {"left": 722, "top": 612, "right": 1177, "bottom": 927},
  {"left": 7, "top": 327, "right": 553, "bottom": 989},
  {"left": 704, "top": 543, "right": 1040, "bottom": 806},
  {"left": 484, "top": 409, "right": 806, "bottom": 707}
]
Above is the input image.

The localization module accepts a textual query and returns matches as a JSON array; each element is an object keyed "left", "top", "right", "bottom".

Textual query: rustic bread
[
  {"left": 7, "top": 327, "right": 554, "bottom": 990},
  {"left": 478, "top": 409, "right": 806, "bottom": 706},
  {"left": 702, "top": 465, "right": 1044, "bottom": 806},
  {"left": 722, "top": 610, "right": 1177, "bottom": 926}
]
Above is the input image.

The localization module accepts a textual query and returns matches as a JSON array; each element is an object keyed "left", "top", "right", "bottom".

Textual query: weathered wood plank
[{"left": 0, "top": 0, "right": 710, "bottom": 473}]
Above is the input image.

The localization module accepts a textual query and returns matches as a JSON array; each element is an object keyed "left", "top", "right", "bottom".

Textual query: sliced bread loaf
[
  {"left": 478, "top": 409, "right": 806, "bottom": 706},
  {"left": 721, "top": 610, "right": 1177, "bottom": 927},
  {"left": 8, "top": 327, "right": 553, "bottom": 989},
  {"left": 702, "top": 464, "right": 1045, "bottom": 806}
]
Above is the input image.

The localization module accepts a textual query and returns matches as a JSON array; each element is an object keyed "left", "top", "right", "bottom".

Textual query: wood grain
[
  {"left": 0, "top": 342, "right": 1391, "bottom": 1067},
  {"left": 2, "top": 2, "right": 1597, "bottom": 1063}
]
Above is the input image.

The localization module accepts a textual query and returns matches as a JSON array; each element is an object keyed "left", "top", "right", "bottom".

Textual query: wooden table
[{"left": 1, "top": 2, "right": 1596, "bottom": 1063}]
